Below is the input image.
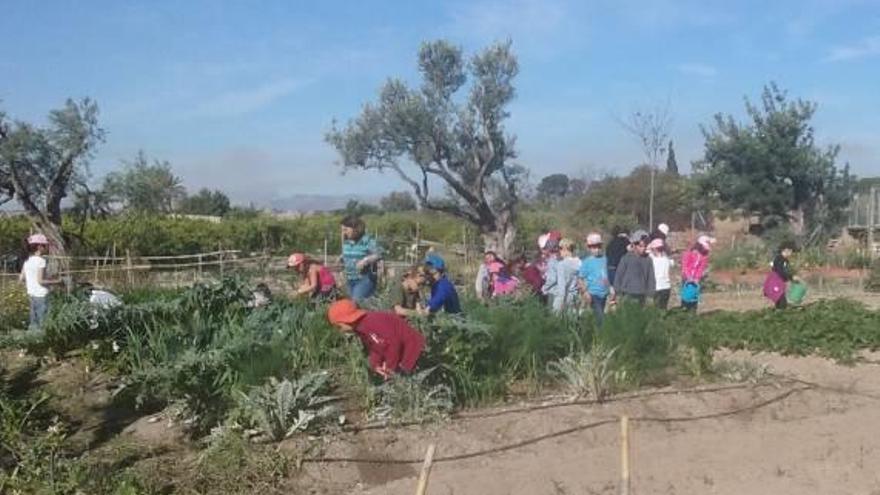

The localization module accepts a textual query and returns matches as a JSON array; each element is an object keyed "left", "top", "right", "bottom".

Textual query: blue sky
[{"left": 2, "top": 0, "right": 879, "bottom": 204}]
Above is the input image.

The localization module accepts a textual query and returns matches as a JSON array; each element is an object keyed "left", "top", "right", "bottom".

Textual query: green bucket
[{"left": 787, "top": 282, "right": 807, "bottom": 305}]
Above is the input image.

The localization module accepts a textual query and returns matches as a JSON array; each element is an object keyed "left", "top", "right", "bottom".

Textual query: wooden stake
[
  {"left": 620, "top": 416, "right": 630, "bottom": 495},
  {"left": 414, "top": 444, "right": 436, "bottom": 495}
]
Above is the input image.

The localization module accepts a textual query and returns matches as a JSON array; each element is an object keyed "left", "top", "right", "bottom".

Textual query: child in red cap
[{"left": 327, "top": 299, "right": 425, "bottom": 379}]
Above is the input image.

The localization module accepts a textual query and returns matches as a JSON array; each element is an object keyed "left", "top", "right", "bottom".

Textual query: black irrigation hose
[
  {"left": 768, "top": 371, "right": 880, "bottom": 401},
  {"left": 343, "top": 381, "right": 768, "bottom": 433},
  {"left": 302, "top": 385, "right": 812, "bottom": 465}
]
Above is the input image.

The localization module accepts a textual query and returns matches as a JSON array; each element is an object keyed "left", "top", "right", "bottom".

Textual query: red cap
[{"left": 327, "top": 299, "right": 367, "bottom": 325}]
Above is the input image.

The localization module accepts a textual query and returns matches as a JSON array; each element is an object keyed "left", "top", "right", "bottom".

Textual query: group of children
[{"left": 20, "top": 216, "right": 803, "bottom": 382}]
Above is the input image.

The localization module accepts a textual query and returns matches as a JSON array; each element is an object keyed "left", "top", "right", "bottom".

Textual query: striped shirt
[{"left": 342, "top": 234, "right": 382, "bottom": 281}]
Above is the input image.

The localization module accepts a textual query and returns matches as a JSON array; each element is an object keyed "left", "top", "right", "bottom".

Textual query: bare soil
[{"left": 299, "top": 351, "right": 880, "bottom": 494}]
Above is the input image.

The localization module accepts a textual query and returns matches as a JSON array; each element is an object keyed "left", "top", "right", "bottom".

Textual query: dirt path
[{"left": 300, "top": 352, "right": 880, "bottom": 494}]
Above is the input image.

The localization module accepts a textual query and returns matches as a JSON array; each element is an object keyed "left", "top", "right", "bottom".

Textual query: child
[
  {"left": 475, "top": 250, "right": 502, "bottom": 301},
  {"left": 19, "top": 234, "right": 58, "bottom": 330},
  {"left": 547, "top": 239, "right": 582, "bottom": 312},
  {"left": 680, "top": 235, "right": 715, "bottom": 311},
  {"left": 394, "top": 266, "right": 426, "bottom": 316},
  {"left": 422, "top": 254, "right": 461, "bottom": 314},
  {"left": 648, "top": 238, "right": 674, "bottom": 310},
  {"left": 612, "top": 231, "right": 655, "bottom": 306},
  {"left": 488, "top": 261, "right": 519, "bottom": 297},
  {"left": 605, "top": 226, "right": 630, "bottom": 285},
  {"left": 764, "top": 242, "right": 798, "bottom": 310},
  {"left": 288, "top": 253, "right": 337, "bottom": 300},
  {"left": 578, "top": 232, "right": 614, "bottom": 325},
  {"left": 540, "top": 237, "right": 562, "bottom": 304},
  {"left": 327, "top": 299, "right": 425, "bottom": 379}
]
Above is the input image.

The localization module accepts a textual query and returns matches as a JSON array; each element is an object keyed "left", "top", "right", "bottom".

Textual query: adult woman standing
[{"left": 340, "top": 216, "right": 383, "bottom": 302}]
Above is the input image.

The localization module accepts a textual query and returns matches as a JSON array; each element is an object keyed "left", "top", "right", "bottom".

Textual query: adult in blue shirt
[
  {"left": 341, "top": 216, "right": 383, "bottom": 302},
  {"left": 578, "top": 232, "right": 615, "bottom": 326}
]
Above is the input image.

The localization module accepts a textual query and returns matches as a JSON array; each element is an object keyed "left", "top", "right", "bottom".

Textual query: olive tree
[
  {"left": 327, "top": 40, "right": 525, "bottom": 257},
  {"left": 0, "top": 99, "right": 104, "bottom": 257}
]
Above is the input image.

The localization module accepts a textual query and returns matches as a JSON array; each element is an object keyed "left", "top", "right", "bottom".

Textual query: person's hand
[
  {"left": 375, "top": 364, "right": 392, "bottom": 380},
  {"left": 356, "top": 259, "right": 367, "bottom": 272}
]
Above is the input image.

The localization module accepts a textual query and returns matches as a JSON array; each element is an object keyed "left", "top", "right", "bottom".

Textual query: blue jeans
[
  {"left": 590, "top": 295, "right": 607, "bottom": 327},
  {"left": 348, "top": 276, "right": 376, "bottom": 303},
  {"left": 29, "top": 296, "right": 48, "bottom": 330}
]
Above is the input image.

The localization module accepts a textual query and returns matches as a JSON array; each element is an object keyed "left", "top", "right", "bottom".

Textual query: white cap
[
  {"left": 697, "top": 235, "right": 716, "bottom": 249},
  {"left": 658, "top": 223, "right": 670, "bottom": 235},
  {"left": 537, "top": 234, "right": 550, "bottom": 249},
  {"left": 586, "top": 233, "right": 603, "bottom": 246},
  {"left": 27, "top": 234, "right": 49, "bottom": 245}
]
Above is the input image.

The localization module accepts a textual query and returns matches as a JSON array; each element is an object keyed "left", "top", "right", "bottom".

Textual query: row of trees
[{"left": 0, "top": 40, "right": 862, "bottom": 259}]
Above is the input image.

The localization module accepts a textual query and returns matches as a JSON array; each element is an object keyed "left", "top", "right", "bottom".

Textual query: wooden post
[
  {"left": 414, "top": 444, "right": 436, "bottom": 495},
  {"left": 869, "top": 187, "right": 877, "bottom": 261},
  {"left": 620, "top": 416, "right": 630, "bottom": 495},
  {"left": 125, "top": 250, "right": 134, "bottom": 288}
]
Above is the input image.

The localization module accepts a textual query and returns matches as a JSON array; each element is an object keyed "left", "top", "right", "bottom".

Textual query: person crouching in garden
[
  {"left": 579, "top": 232, "right": 614, "bottom": 326},
  {"left": 680, "top": 235, "right": 715, "bottom": 311},
  {"left": 20, "top": 234, "right": 59, "bottom": 331},
  {"left": 328, "top": 299, "right": 425, "bottom": 379},
  {"left": 648, "top": 238, "right": 674, "bottom": 310},
  {"left": 340, "top": 216, "right": 383, "bottom": 302},
  {"left": 288, "top": 253, "right": 337, "bottom": 301},
  {"left": 612, "top": 231, "right": 655, "bottom": 306},
  {"left": 394, "top": 266, "right": 426, "bottom": 316},
  {"left": 396, "top": 254, "right": 461, "bottom": 316}
]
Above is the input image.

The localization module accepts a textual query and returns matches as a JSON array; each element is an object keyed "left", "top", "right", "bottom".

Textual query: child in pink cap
[
  {"left": 488, "top": 261, "right": 519, "bottom": 297},
  {"left": 680, "top": 235, "right": 715, "bottom": 311},
  {"left": 19, "top": 234, "right": 59, "bottom": 330}
]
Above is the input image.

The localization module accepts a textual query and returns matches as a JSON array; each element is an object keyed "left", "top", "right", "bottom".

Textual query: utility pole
[{"left": 869, "top": 187, "right": 877, "bottom": 260}]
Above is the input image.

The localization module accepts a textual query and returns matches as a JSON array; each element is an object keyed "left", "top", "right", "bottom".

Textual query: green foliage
[
  {"left": 696, "top": 83, "right": 854, "bottom": 239},
  {"left": 327, "top": 39, "right": 525, "bottom": 256},
  {"left": 576, "top": 166, "right": 695, "bottom": 230},
  {"left": 102, "top": 151, "right": 186, "bottom": 214},
  {"left": 194, "top": 428, "right": 291, "bottom": 493},
  {"left": 236, "top": 373, "right": 337, "bottom": 441},
  {"left": 370, "top": 368, "right": 454, "bottom": 424},
  {"left": 669, "top": 299, "right": 880, "bottom": 362},
  {"left": 0, "top": 285, "right": 28, "bottom": 331},
  {"left": 379, "top": 191, "right": 418, "bottom": 212},
  {"left": 549, "top": 343, "right": 624, "bottom": 401},
  {"left": 179, "top": 188, "right": 231, "bottom": 217},
  {"left": 866, "top": 261, "right": 880, "bottom": 293},
  {"left": 598, "top": 303, "right": 673, "bottom": 385},
  {"left": 536, "top": 173, "right": 571, "bottom": 201}
]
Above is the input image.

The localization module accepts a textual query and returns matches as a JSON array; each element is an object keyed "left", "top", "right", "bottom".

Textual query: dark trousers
[
  {"left": 682, "top": 301, "right": 699, "bottom": 311},
  {"left": 607, "top": 267, "right": 617, "bottom": 286},
  {"left": 654, "top": 289, "right": 671, "bottom": 310},
  {"left": 775, "top": 295, "right": 788, "bottom": 310},
  {"left": 589, "top": 295, "right": 607, "bottom": 327}
]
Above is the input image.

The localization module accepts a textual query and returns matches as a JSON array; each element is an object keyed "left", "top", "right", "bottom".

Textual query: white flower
[{"left": 112, "top": 341, "right": 120, "bottom": 353}]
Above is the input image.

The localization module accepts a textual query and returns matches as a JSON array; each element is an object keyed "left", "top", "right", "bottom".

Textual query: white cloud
[
  {"left": 676, "top": 63, "right": 718, "bottom": 78},
  {"left": 190, "top": 78, "right": 312, "bottom": 117},
  {"left": 825, "top": 35, "right": 880, "bottom": 62}
]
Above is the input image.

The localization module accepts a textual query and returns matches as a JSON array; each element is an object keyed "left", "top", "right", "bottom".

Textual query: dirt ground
[{"left": 300, "top": 351, "right": 880, "bottom": 494}]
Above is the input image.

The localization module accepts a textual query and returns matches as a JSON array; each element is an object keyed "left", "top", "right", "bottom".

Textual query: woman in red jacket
[{"left": 327, "top": 299, "right": 425, "bottom": 379}]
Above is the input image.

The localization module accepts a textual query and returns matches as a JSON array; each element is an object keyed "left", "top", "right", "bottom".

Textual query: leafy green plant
[
  {"left": 549, "top": 344, "right": 624, "bottom": 401},
  {"left": 370, "top": 368, "right": 454, "bottom": 424},
  {"left": 237, "top": 373, "right": 337, "bottom": 441},
  {"left": 0, "top": 285, "right": 28, "bottom": 331},
  {"left": 598, "top": 303, "right": 672, "bottom": 386},
  {"left": 712, "top": 359, "right": 771, "bottom": 383}
]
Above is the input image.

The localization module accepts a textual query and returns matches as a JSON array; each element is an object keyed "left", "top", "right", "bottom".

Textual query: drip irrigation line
[
  {"left": 768, "top": 371, "right": 880, "bottom": 401},
  {"left": 341, "top": 381, "right": 771, "bottom": 433},
  {"left": 302, "top": 385, "right": 812, "bottom": 466}
]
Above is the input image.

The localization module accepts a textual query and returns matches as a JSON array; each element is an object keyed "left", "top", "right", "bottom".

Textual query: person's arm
[
  {"left": 295, "top": 266, "right": 320, "bottom": 296},
  {"left": 541, "top": 260, "right": 558, "bottom": 295},
  {"left": 356, "top": 237, "right": 383, "bottom": 270},
  {"left": 613, "top": 257, "right": 628, "bottom": 293},
  {"left": 646, "top": 259, "right": 656, "bottom": 295}
]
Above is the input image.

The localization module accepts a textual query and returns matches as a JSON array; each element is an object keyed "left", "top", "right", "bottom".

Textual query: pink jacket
[{"left": 681, "top": 249, "right": 709, "bottom": 283}]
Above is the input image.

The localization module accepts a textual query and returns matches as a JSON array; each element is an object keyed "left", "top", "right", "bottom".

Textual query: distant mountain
[{"left": 264, "top": 194, "right": 381, "bottom": 212}]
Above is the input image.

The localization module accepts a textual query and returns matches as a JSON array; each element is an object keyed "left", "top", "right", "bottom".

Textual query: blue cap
[{"left": 424, "top": 254, "right": 446, "bottom": 271}]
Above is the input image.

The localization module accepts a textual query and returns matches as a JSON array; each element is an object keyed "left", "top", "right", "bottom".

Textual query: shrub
[
  {"left": 236, "top": 373, "right": 338, "bottom": 441},
  {"left": 549, "top": 344, "right": 624, "bottom": 401},
  {"left": 369, "top": 368, "right": 454, "bottom": 424},
  {"left": 597, "top": 303, "right": 673, "bottom": 386},
  {"left": 0, "top": 285, "right": 28, "bottom": 331}
]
